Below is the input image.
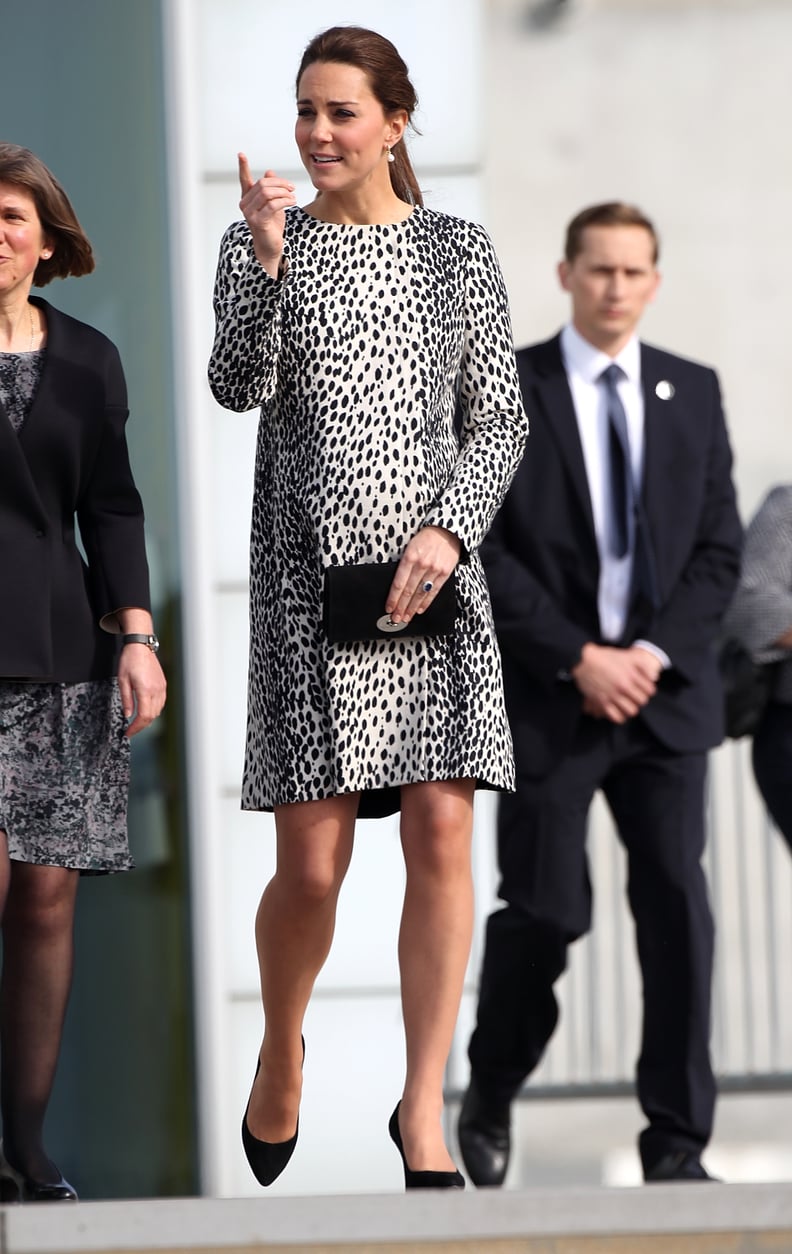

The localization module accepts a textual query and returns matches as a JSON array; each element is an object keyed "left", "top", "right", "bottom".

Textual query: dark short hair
[
  {"left": 564, "top": 202, "right": 660, "bottom": 265},
  {"left": 0, "top": 143, "right": 94, "bottom": 286},
  {"left": 296, "top": 26, "right": 423, "bottom": 208}
]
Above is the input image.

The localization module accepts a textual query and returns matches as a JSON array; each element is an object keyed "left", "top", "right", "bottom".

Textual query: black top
[{"left": 0, "top": 297, "right": 152, "bottom": 681}]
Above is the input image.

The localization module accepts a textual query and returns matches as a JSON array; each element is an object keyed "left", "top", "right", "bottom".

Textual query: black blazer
[
  {"left": 481, "top": 334, "right": 743, "bottom": 778},
  {"left": 0, "top": 297, "right": 151, "bottom": 681}
]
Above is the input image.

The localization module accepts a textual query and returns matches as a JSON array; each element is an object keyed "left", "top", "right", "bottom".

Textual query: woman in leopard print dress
[{"left": 208, "top": 26, "right": 528, "bottom": 1189}]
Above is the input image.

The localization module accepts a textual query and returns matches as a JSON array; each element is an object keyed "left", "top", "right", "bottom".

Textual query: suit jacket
[
  {"left": 0, "top": 297, "right": 151, "bottom": 681},
  {"left": 481, "top": 333, "right": 742, "bottom": 778}
]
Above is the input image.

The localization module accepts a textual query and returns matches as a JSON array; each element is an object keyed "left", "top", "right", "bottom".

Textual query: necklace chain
[{"left": 0, "top": 305, "right": 36, "bottom": 353}]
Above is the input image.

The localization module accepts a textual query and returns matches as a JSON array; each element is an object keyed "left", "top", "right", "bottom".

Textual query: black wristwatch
[{"left": 122, "top": 632, "right": 160, "bottom": 654}]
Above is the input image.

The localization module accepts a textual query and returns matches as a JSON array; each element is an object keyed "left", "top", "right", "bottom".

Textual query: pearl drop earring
[{"left": 387, "top": 146, "right": 395, "bottom": 164}]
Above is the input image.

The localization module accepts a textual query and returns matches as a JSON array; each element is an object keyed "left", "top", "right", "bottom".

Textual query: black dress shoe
[
  {"left": 453, "top": 1078, "right": 511, "bottom": 1183},
  {"left": 0, "top": 1143, "right": 78, "bottom": 1202},
  {"left": 645, "top": 1151, "right": 717, "bottom": 1182},
  {"left": 241, "top": 1038, "right": 304, "bottom": 1188},
  {"left": 457, "top": 1079, "right": 511, "bottom": 1188},
  {"left": 388, "top": 1103, "right": 465, "bottom": 1190}
]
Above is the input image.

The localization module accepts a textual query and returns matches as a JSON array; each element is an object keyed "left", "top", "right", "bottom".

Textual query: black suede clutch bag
[{"left": 323, "top": 561, "right": 457, "bottom": 643}]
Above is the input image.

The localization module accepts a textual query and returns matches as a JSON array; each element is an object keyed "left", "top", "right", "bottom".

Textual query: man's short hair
[{"left": 564, "top": 202, "right": 660, "bottom": 265}]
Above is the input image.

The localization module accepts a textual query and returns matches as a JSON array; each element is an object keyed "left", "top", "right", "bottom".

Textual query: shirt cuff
[{"left": 633, "top": 639, "right": 671, "bottom": 670}]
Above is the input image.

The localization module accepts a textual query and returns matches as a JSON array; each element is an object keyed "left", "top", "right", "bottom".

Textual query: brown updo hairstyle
[
  {"left": 296, "top": 26, "right": 423, "bottom": 208},
  {"left": 0, "top": 143, "right": 94, "bottom": 286}
]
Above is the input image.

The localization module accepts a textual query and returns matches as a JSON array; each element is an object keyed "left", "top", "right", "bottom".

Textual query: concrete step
[{"left": 3, "top": 1182, "right": 792, "bottom": 1254}]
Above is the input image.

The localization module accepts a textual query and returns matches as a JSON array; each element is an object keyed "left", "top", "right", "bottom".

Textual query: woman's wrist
[
  {"left": 251, "top": 241, "right": 287, "bottom": 281},
  {"left": 115, "top": 608, "right": 155, "bottom": 635}
]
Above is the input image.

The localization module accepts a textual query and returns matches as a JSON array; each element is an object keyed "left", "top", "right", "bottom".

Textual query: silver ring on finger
[{"left": 422, "top": 580, "right": 434, "bottom": 593}]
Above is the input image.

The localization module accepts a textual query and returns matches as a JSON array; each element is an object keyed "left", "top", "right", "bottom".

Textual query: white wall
[{"left": 482, "top": 0, "right": 792, "bottom": 521}]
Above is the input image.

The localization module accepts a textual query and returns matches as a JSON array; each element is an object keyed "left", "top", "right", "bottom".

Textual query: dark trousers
[
  {"left": 752, "top": 702, "right": 792, "bottom": 852},
  {"left": 468, "top": 716, "right": 716, "bottom": 1174}
]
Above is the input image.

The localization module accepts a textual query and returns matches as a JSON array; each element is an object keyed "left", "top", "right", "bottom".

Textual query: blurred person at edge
[
  {"left": 457, "top": 202, "right": 742, "bottom": 1188},
  {"left": 208, "top": 25, "right": 527, "bottom": 1191},
  {"left": 723, "top": 485, "right": 792, "bottom": 850},
  {"left": 0, "top": 143, "right": 166, "bottom": 1202}
]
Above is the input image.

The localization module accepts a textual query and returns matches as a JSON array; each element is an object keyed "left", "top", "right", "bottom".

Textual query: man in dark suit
[{"left": 457, "top": 202, "right": 742, "bottom": 1186}]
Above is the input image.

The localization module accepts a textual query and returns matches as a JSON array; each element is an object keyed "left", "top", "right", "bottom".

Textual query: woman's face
[
  {"left": 0, "top": 182, "right": 51, "bottom": 303},
  {"left": 295, "top": 61, "right": 405, "bottom": 195}
]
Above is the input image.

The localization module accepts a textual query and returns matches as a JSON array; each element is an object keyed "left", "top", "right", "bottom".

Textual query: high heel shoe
[
  {"left": 0, "top": 1142, "right": 78, "bottom": 1202},
  {"left": 241, "top": 1037, "right": 304, "bottom": 1187},
  {"left": 388, "top": 1102, "right": 465, "bottom": 1190}
]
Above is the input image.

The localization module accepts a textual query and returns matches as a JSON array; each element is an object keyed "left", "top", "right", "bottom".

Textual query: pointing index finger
[{"left": 238, "top": 151, "right": 254, "bottom": 195}]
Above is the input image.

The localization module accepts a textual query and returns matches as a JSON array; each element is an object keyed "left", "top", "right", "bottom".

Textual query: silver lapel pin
[{"left": 655, "top": 380, "right": 675, "bottom": 400}]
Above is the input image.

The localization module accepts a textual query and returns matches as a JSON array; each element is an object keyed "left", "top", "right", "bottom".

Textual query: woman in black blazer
[{"left": 0, "top": 143, "right": 166, "bottom": 1201}]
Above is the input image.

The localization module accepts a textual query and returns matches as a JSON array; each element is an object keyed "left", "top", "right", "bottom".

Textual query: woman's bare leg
[
  {"left": 0, "top": 860, "right": 79, "bottom": 1182},
  {"left": 396, "top": 779, "right": 475, "bottom": 1171},
  {"left": 246, "top": 793, "right": 358, "bottom": 1142}
]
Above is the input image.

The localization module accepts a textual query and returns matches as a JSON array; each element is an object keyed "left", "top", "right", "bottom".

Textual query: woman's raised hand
[{"left": 238, "top": 152, "right": 296, "bottom": 278}]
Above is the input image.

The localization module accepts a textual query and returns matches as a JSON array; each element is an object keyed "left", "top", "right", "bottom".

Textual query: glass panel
[{"left": 0, "top": 0, "right": 196, "bottom": 1198}]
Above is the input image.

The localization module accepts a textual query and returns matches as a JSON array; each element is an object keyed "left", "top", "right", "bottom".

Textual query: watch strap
[{"left": 122, "top": 632, "right": 159, "bottom": 653}]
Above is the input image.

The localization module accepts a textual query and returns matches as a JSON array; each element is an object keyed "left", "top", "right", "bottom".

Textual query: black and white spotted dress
[{"left": 209, "top": 205, "right": 528, "bottom": 818}]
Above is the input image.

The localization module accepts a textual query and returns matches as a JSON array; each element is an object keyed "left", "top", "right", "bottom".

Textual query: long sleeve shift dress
[{"left": 209, "top": 205, "right": 528, "bottom": 818}]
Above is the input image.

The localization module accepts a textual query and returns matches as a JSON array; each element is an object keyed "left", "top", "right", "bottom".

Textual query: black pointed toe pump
[
  {"left": 0, "top": 1143, "right": 78, "bottom": 1203},
  {"left": 388, "top": 1102, "right": 465, "bottom": 1190},
  {"left": 241, "top": 1037, "right": 305, "bottom": 1187}
]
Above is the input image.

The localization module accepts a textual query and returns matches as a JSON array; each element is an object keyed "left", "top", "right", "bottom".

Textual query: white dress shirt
[{"left": 560, "top": 324, "right": 668, "bottom": 666}]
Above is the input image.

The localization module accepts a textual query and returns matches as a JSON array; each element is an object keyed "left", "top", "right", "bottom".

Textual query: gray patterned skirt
[{"left": 0, "top": 679, "right": 132, "bottom": 874}]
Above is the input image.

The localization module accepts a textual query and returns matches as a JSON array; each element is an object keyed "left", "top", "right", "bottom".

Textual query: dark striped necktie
[
  {"left": 599, "top": 362, "right": 660, "bottom": 609},
  {"left": 600, "top": 363, "right": 632, "bottom": 559}
]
